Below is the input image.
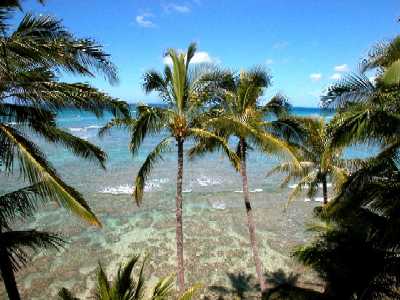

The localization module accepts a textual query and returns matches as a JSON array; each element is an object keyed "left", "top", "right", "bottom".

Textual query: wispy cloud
[
  {"left": 265, "top": 58, "right": 274, "bottom": 65},
  {"left": 334, "top": 64, "right": 349, "bottom": 72},
  {"left": 164, "top": 3, "right": 191, "bottom": 13},
  {"left": 310, "top": 73, "right": 322, "bottom": 82},
  {"left": 164, "top": 51, "right": 215, "bottom": 64},
  {"left": 330, "top": 73, "right": 342, "bottom": 80},
  {"left": 273, "top": 41, "right": 289, "bottom": 49},
  {"left": 136, "top": 13, "right": 156, "bottom": 28}
]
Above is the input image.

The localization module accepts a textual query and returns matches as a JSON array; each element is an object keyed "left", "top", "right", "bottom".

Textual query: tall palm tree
[
  {"left": 267, "top": 116, "right": 357, "bottom": 205},
  {"left": 58, "top": 254, "right": 201, "bottom": 300},
  {"left": 99, "top": 43, "right": 239, "bottom": 293},
  {"left": 0, "top": 183, "right": 64, "bottom": 300},
  {"left": 189, "top": 68, "right": 299, "bottom": 295}
]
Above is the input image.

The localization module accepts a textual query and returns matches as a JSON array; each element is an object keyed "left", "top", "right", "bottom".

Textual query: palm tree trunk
[
  {"left": 322, "top": 175, "right": 328, "bottom": 205},
  {"left": 0, "top": 247, "right": 21, "bottom": 300},
  {"left": 175, "top": 138, "right": 185, "bottom": 293},
  {"left": 239, "top": 138, "right": 267, "bottom": 295}
]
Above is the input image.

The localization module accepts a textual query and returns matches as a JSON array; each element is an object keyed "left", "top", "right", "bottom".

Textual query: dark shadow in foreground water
[
  {"left": 263, "top": 269, "right": 324, "bottom": 300},
  {"left": 205, "top": 269, "right": 323, "bottom": 300},
  {"left": 208, "top": 272, "right": 258, "bottom": 299}
]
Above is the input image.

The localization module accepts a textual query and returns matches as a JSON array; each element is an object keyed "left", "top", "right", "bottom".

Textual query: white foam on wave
[
  {"left": 69, "top": 125, "right": 102, "bottom": 133},
  {"left": 99, "top": 178, "right": 169, "bottom": 195},
  {"left": 211, "top": 201, "right": 226, "bottom": 210},
  {"left": 183, "top": 189, "right": 192, "bottom": 193},
  {"left": 100, "top": 184, "right": 132, "bottom": 195},
  {"left": 196, "top": 176, "right": 222, "bottom": 187},
  {"left": 69, "top": 127, "right": 84, "bottom": 132},
  {"left": 234, "top": 188, "right": 263, "bottom": 193}
]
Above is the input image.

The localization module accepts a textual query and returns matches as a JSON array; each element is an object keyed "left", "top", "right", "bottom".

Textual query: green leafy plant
[{"left": 58, "top": 254, "right": 202, "bottom": 300}]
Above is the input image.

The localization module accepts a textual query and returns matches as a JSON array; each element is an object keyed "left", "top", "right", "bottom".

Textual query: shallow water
[{"left": 1, "top": 107, "right": 338, "bottom": 299}]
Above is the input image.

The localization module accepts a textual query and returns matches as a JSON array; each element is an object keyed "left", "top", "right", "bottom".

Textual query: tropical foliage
[
  {"left": 58, "top": 254, "right": 201, "bottom": 300},
  {"left": 0, "top": 2, "right": 127, "bottom": 225},
  {"left": 99, "top": 43, "right": 238, "bottom": 293},
  {"left": 189, "top": 67, "right": 299, "bottom": 295},
  {"left": 292, "top": 33, "right": 400, "bottom": 299},
  {"left": 267, "top": 116, "right": 359, "bottom": 205},
  {"left": 0, "top": 183, "right": 64, "bottom": 300},
  {"left": 0, "top": 1, "right": 128, "bottom": 299}
]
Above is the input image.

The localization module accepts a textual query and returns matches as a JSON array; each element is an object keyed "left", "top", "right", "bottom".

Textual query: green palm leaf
[
  {"left": 134, "top": 137, "right": 174, "bottom": 205},
  {"left": 0, "top": 124, "right": 101, "bottom": 226}
]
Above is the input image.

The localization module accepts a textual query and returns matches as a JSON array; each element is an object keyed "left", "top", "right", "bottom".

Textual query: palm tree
[
  {"left": 0, "top": 183, "right": 64, "bottom": 300},
  {"left": 189, "top": 68, "right": 299, "bottom": 295},
  {"left": 294, "top": 32, "right": 400, "bottom": 300},
  {"left": 0, "top": 3, "right": 128, "bottom": 225},
  {"left": 0, "top": 4, "right": 128, "bottom": 299},
  {"left": 267, "top": 116, "right": 357, "bottom": 205},
  {"left": 99, "top": 43, "right": 239, "bottom": 293},
  {"left": 58, "top": 254, "right": 201, "bottom": 300}
]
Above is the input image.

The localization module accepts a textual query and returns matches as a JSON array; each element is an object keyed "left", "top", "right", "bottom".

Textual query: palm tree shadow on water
[{"left": 205, "top": 269, "right": 323, "bottom": 300}]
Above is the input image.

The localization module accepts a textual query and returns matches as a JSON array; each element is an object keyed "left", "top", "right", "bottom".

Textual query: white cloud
[
  {"left": 330, "top": 73, "right": 342, "bottom": 80},
  {"left": 136, "top": 14, "right": 156, "bottom": 28},
  {"left": 334, "top": 64, "right": 349, "bottom": 73},
  {"left": 310, "top": 73, "right": 322, "bottom": 82},
  {"left": 273, "top": 41, "right": 289, "bottom": 49},
  {"left": 164, "top": 3, "right": 191, "bottom": 13},
  {"left": 265, "top": 58, "right": 274, "bottom": 65},
  {"left": 163, "top": 51, "right": 214, "bottom": 65}
]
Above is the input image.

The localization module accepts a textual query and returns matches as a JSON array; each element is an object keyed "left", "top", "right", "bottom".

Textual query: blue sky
[{"left": 20, "top": 0, "right": 400, "bottom": 107}]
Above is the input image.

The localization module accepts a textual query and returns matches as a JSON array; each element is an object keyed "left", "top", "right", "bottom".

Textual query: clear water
[{"left": 0, "top": 107, "right": 365, "bottom": 299}]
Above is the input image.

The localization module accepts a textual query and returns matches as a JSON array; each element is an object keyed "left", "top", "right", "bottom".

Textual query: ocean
[{"left": 0, "top": 106, "right": 360, "bottom": 298}]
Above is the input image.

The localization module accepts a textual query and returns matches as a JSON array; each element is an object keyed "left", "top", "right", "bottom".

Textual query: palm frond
[
  {"left": 178, "top": 283, "right": 202, "bottom": 300},
  {"left": 0, "top": 183, "right": 46, "bottom": 228},
  {"left": 188, "top": 128, "right": 240, "bottom": 171},
  {"left": 0, "top": 124, "right": 101, "bottom": 226},
  {"left": 95, "top": 264, "right": 111, "bottom": 299},
  {"left": 112, "top": 254, "right": 141, "bottom": 298},
  {"left": 185, "top": 42, "right": 197, "bottom": 69},
  {"left": 260, "top": 93, "right": 291, "bottom": 117},
  {"left": 0, "top": 230, "right": 64, "bottom": 271},
  {"left": 98, "top": 117, "right": 137, "bottom": 137},
  {"left": 151, "top": 275, "right": 174, "bottom": 299},
  {"left": 29, "top": 124, "right": 107, "bottom": 169},
  {"left": 143, "top": 70, "right": 172, "bottom": 104},
  {"left": 134, "top": 137, "right": 174, "bottom": 205},
  {"left": 321, "top": 73, "right": 375, "bottom": 108},
  {"left": 130, "top": 105, "right": 170, "bottom": 156}
]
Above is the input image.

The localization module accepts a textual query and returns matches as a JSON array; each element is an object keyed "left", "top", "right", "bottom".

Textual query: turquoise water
[{"left": 0, "top": 107, "right": 360, "bottom": 299}]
